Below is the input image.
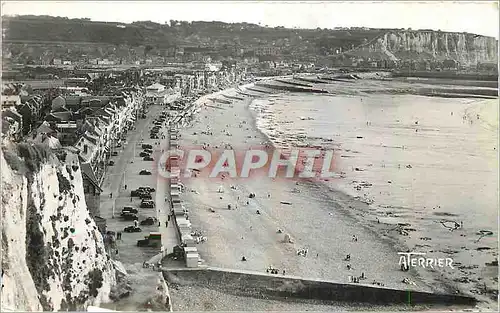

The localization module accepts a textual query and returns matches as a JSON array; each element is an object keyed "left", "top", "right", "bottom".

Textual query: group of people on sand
[{"left": 266, "top": 266, "right": 285, "bottom": 275}]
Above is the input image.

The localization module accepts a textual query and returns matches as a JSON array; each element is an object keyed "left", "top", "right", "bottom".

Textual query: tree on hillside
[{"left": 144, "top": 45, "right": 153, "bottom": 56}]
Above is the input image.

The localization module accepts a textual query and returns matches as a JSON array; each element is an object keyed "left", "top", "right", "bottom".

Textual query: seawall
[{"left": 163, "top": 267, "right": 476, "bottom": 306}]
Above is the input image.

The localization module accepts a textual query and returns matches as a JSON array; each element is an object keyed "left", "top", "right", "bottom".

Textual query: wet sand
[{"left": 177, "top": 88, "right": 436, "bottom": 294}]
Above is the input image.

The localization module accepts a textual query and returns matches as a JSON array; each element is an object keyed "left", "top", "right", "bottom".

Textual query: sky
[{"left": 1, "top": 1, "right": 499, "bottom": 38}]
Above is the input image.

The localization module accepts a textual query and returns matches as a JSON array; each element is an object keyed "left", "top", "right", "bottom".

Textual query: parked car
[
  {"left": 143, "top": 148, "right": 153, "bottom": 154},
  {"left": 138, "top": 187, "right": 156, "bottom": 193},
  {"left": 108, "top": 160, "right": 115, "bottom": 166},
  {"left": 139, "top": 170, "right": 152, "bottom": 175},
  {"left": 121, "top": 213, "right": 138, "bottom": 221},
  {"left": 143, "top": 156, "right": 154, "bottom": 161},
  {"left": 140, "top": 200, "right": 155, "bottom": 208},
  {"left": 139, "top": 152, "right": 150, "bottom": 157},
  {"left": 142, "top": 144, "right": 153, "bottom": 149},
  {"left": 112, "top": 151, "right": 119, "bottom": 156},
  {"left": 150, "top": 135, "right": 159, "bottom": 139},
  {"left": 140, "top": 217, "right": 157, "bottom": 226},
  {"left": 130, "top": 190, "right": 142, "bottom": 197},
  {"left": 121, "top": 207, "right": 138, "bottom": 214},
  {"left": 139, "top": 193, "right": 152, "bottom": 200},
  {"left": 124, "top": 225, "right": 142, "bottom": 233},
  {"left": 116, "top": 143, "right": 122, "bottom": 148}
]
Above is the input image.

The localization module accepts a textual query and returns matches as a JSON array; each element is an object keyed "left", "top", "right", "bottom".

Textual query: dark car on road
[
  {"left": 139, "top": 170, "right": 152, "bottom": 175},
  {"left": 138, "top": 186, "right": 155, "bottom": 193},
  {"left": 131, "top": 189, "right": 149, "bottom": 197},
  {"left": 143, "top": 156, "right": 154, "bottom": 161},
  {"left": 139, "top": 152, "right": 150, "bottom": 157},
  {"left": 108, "top": 161, "right": 115, "bottom": 166},
  {"left": 121, "top": 213, "right": 138, "bottom": 221},
  {"left": 150, "top": 135, "right": 159, "bottom": 139},
  {"left": 139, "top": 193, "right": 152, "bottom": 200},
  {"left": 140, "top": 217, "right": 157, "bottom": 226},
  {"left": 112, "top": 151, "right": 119, "bottom": 156},
  {"left": 140, "top": 200, "right": 155, "bottom": 208},
  {"left": 124, "top": 226, "right": 142, "bottom": 233},
  {"left": 142, "top": 144, "right": 153, "bottom": 149},
  {"left": 121, "top": 207, "right": 138, "bottom": 214},
  {"left": 130, "top": 190, "right": 141, "bottom": 197}
]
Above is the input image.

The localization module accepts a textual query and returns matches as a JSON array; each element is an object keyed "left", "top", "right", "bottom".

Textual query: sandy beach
[{"left": 176, "top": 86, "right": 436, "bottom": 294}]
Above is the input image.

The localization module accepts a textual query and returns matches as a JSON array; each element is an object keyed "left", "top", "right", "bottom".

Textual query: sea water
[{"left": 251, "top": 90, "right": 498, "bottom": 296}]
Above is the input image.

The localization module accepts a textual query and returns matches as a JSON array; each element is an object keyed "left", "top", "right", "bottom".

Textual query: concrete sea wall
[{"left": 164, "top": 267, "right": 476, "bottom": 306}]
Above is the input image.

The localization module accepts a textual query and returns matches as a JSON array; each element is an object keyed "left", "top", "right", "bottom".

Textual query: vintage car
[
  {"left": 140, "top": 217, "right": 158, "bottom": 226},
  {"left": 124, "top": 225, "right": 142, "bottom": 233}
]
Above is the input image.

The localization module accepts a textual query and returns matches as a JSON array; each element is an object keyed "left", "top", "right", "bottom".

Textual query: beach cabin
[
  {"left": 184, "top": 247, "right": 199, "bottom": 268},
  {"left": 171, "top": 194, "right": 181, "bottom": 204},
  {"left": 171, "top": 188, "right": 181, "bottom": 198},
  {"left": 170, "top": 177, "right": 180, "bottom": 185},
  {"left": 182, "top": 234, "right": 195, "bottom": 247},
  {"left": 170, "top": 168, "right": 181, "bottom": 178},
  {"left": 172, "top": 203, "right": 184, "bottom": 216}
]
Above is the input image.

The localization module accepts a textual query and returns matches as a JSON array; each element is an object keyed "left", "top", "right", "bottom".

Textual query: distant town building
[
  {"left": 255, "top": 46, "right": 280, "bottom": 56},
  {"left": 1, "top": 95, "right": 21, "bottom": 108},
  {"left": 81, "top": 162, "right": 103, "bottom": 217},
  {"left": 443, "top": 59, "right": 460, "bottom": 70}
]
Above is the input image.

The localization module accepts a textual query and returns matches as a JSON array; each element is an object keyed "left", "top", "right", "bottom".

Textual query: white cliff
[
  {"left": 1, "top": 142, "right": 116, "bottom": 311},
  {"left": 354, "top": 30, "right": 498, "bottom": 66}
]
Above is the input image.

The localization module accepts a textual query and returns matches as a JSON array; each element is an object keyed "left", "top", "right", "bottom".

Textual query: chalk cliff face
[
  {"left": 1, "top": 142, "right": 115, "bottom": 311},
  {"left": 357, "top": 30, "right": 498, "bottom": 66}
]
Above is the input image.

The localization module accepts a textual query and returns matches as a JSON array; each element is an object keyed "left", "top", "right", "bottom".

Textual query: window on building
[{"left": 84, "top": 184, "right": 90, "bottom": 193}]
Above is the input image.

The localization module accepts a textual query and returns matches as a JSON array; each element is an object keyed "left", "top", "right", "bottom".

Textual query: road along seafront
[
  {"left": 98, "top": 103, "right": 175, "bottom": 311},
  {"left": 157, "top": 84, "right": 478, "bottom": 311}
]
